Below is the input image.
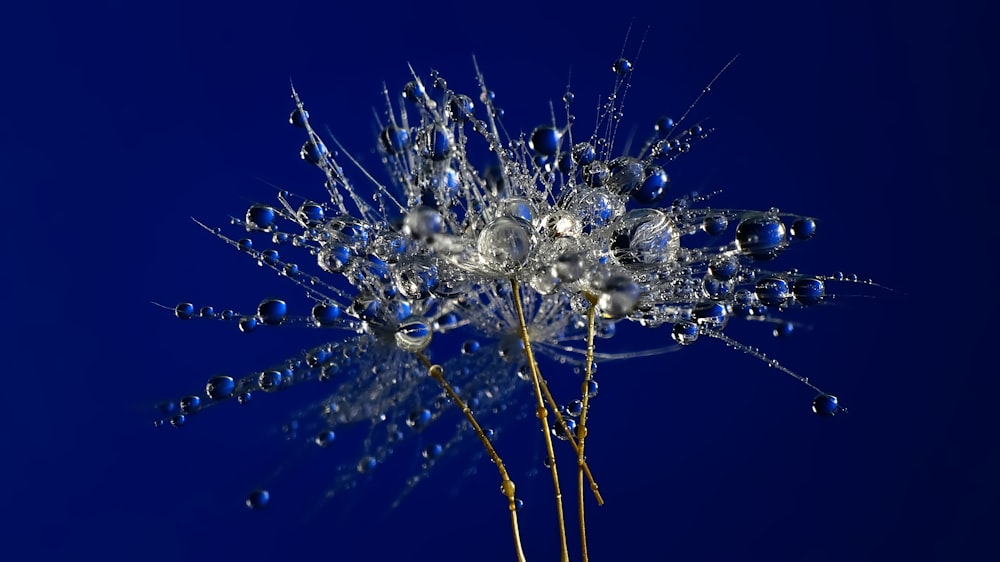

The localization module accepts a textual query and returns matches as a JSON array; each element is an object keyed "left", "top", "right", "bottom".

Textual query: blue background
[{"left": 2, "top": 1, "right": 996, "bottom": 560}]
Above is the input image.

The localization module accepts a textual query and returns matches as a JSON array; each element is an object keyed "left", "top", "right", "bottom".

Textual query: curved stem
[{"left": 416, "top": 352, "right": 526, "bottom": 562}]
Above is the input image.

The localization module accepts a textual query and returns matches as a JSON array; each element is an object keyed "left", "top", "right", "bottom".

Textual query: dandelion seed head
[{"left": 156, "top": 51, "right": 862, "bottom": 518}]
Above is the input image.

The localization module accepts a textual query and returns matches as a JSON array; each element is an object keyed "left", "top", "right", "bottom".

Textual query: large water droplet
[
  {"left": 477, "top": 217, "right": 535, "bottom": 273},
  {"left": 205, "top": 375, "right": 235, "bottom": 401},
  {"left": 612, "top": 58, "right": 633, "bottom": 75},
  {"left": 403, "top": 206, "right": 445, "bottom": 241},
  {"left": 246, "top": 205, "right": 276, "bottom": 231},
  {"left": 311, "top": 302, "right": 341, "bottom": 326},
  {"left": 395, "top": 321, "right": 432, "bottom": 352},
  {"left": 379, "top": 125, "right": 410, "bottom": 155},
  {"left": 174, "top": 302, "right": 195, "bottom": 320},
  {"left": 793, "top": 277, "right": 825, "bottom": 305},
  {"left": 755, "top": 278, "right": 790, "bottom": 306},
  {"left": 812, "top": 394, "right": 839, "bottom": 417},
  {"left": 671, "top": 321, "right": 699, "bottom": 345},
  {"left": 529, "top": 126, "right": 561, "bottom": 156},
  {"left": 257, "top": 299, "right": 287, "bottom": 326},
  {"left": 736, "top": 215, "right": 787, "bottom": 260},
  {"left": 596, "top": 274, "right": 639, "bottom": 318}
]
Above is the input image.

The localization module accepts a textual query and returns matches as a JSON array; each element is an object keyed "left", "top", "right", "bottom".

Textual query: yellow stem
[
  {"left": 577, "top": 303, "right": 597, "bottom": 562},
  {"left": 417, "top": 352, "right": 527, "bottom": 562},
  {"left": 510, "top": 278, "right": 570, "bottom": 562}
]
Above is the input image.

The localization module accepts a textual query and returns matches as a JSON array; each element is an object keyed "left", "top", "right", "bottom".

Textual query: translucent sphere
[
  {"left": 246, "top": 489, "right": 270, "bottom": 510},
  {"left": 812, "top": 394, "right": 839, "bottom": 417},
  {"left": 671, "top": 321, "right": 699, "bottom": 345},
  {"left": 245, "top": 204, "right": 276, "bottom": 230},
  {"left": 257, "top": 298, "right": 287, "bottom": 326},
  {"left": 477, "top": 217, "right": 536, "bottom": 273},
  {"left": 529, "top": 126, "right": 561, "bottom": 156},
  {"left": 612, "top": 209, "right": 678, "bottom": 265},
  {"left": 395, "top": 321, "right": 432, "bottom": 352},
  {"left": 596, "top": 274, "right": 639, "bottom": 318},
  {"left": 793, "top": 277, "right": 825, "bottom": 305},
  {"left": 314, "top": 430, "right": 336, "bottom": 447},
  {"left": 755, "top": 278, "right": 791, "bottom": 306},
  {"left": 311, "top": 302, "right": 341, "bottom": 326},
  {"left": 205, "top": 375, "right": 235, "bottom": 401},
  {"left": 403, "top": 206, "right": 445, "bottom": 241},
  {"left": 736, "top": 215, "right": 787, "bottom": 260}
]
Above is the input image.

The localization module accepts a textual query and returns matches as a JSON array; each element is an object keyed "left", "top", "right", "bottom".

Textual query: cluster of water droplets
[{"left": 156, "top": 56, "right": 871, "bottom": 510}]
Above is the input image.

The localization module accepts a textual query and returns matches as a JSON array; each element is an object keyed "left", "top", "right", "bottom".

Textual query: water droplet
[
  {"left": 634, "top": 167, "right": 669, "bottom": 203},
  {"left": 612, "top": 58, "right": 633, "bottom": 75},
  {"left": 245, "top": 204, "right": 276, "bottom": 231},
  {"left": 379, "top": 125, "right": 410, "bottom": 155},
  {"left": 257, "top": 299, "right": 287, "bottom": 326},
  {"left": 773, "top": 321, "right": 794, "bottom": 337},
  {"left": 246, "top": 489, "right": 270, "bottom": 510},
  {"left": 205, "top": 375, "right": 235, "bottom": 401},
  {"left": 477, "top": 217, "right": 535, "bottom": 272},
  {"left": 708, "top": 256, "right": 738, "bottom": 280},
  {"left": 179, "top": 395, "right": 201, "bottom": 414},
  {"left": 655, "top": 116, "right": 675, "bottom": 135},
  {"left": 297, "top": 201, "right": 324, "bottom": 225},
  {"left": 403, "top": 206, "right": 445, "bottom": 241},
  {"left": 529, "top": 126, "right": 561, "bottom": 156},
  {"left": 311, "top": 302, "right": 341, "bottom": 326},
  {"left": 703, "top": 215, "right": 729, "bottom": 236},
  {"left": 259, "top": 249, "right": 279, "bottom": 266},
  {"left": 238, "top": 316, "right": 258, "bottom": 333},
  {"left": 790, "top": 217, "right": 817, "bottom": 240},
  {"left": 596, "top": 274, "right": 639, "bottom": 318},
  {"left": 793, "top": 277, "right": 825, "bottom": 305},
  {"left": 607, "top": 157, "right": 644, "bottom": 194},
  {"left": 407, "top": 408, "right": 432, "bottom": 430},
  {"left": 300, "top": 139, "right": 327, "bottom": 165},
  {"left": 395, "top": 321, "right": 432, "bottom": 352},
  {"left": 554, "top": 250, "right": 585, "bottom": 283},
  {"left": 812, "top": 394, "right": 839, "bottom": 417},
  {"left": 258, "top": 371, "right": 282, "bottom": 391},
  {"left": 448, "top": 95, "right": 474, "bottom": 121},
  {"left": 755, "top": 278, "right": 790, "bottom": 306},
  {"left": 552, "top": 418, "right": 576, "bottom": 440},
  {"left": 314, "top": 430, "right": 336, "bottom": 447},
  {"left": 462, "top": 340, "right": 480, "bottom": 355},
  {"left": 357, "top": 456, "right": 377, "bottom": 474},
  {"left": 426, "top": 125, "right": 453, "bottom": 161},
  {"left": 403, "top": 80, "right": 425, "bottom": 102},
  {"left": 693, "top": 301, "right": 729, "bottom": 330},
  {"left": 174, "top": 302, "right": 194, "bottom": 320},
  {"left": 289, "top": 107, "right": 309, "bottom": 128},
  {"left": 671, "top": 321, "right": 699, "bottom": 345},
  {"left": 566, "top": 400, "right": 584, "bottom": 417},
  {"left": 612, "top": 209, "right": 678, "bottom": 265},
  {"left": 735, "top": 215, "right": 787, "bottom": 260}
]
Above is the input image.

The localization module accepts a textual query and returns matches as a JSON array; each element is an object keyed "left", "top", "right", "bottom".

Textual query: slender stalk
[
  {"left": 510, "top": 278, "right": 570, "bottom": 562},
  {"left": 416, "top": 352, "right": 527, "bottom": 562},
  {"left": 536, "top": 375, "right": 605, "bottom": 506},
  {"left": 577, "top": 303, "right": 598, "bottom": 562}
]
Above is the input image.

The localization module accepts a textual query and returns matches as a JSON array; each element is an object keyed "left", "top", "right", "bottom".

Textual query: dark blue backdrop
[{"left": 3, "top": 1, "right": 996, "bottom": 560}]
